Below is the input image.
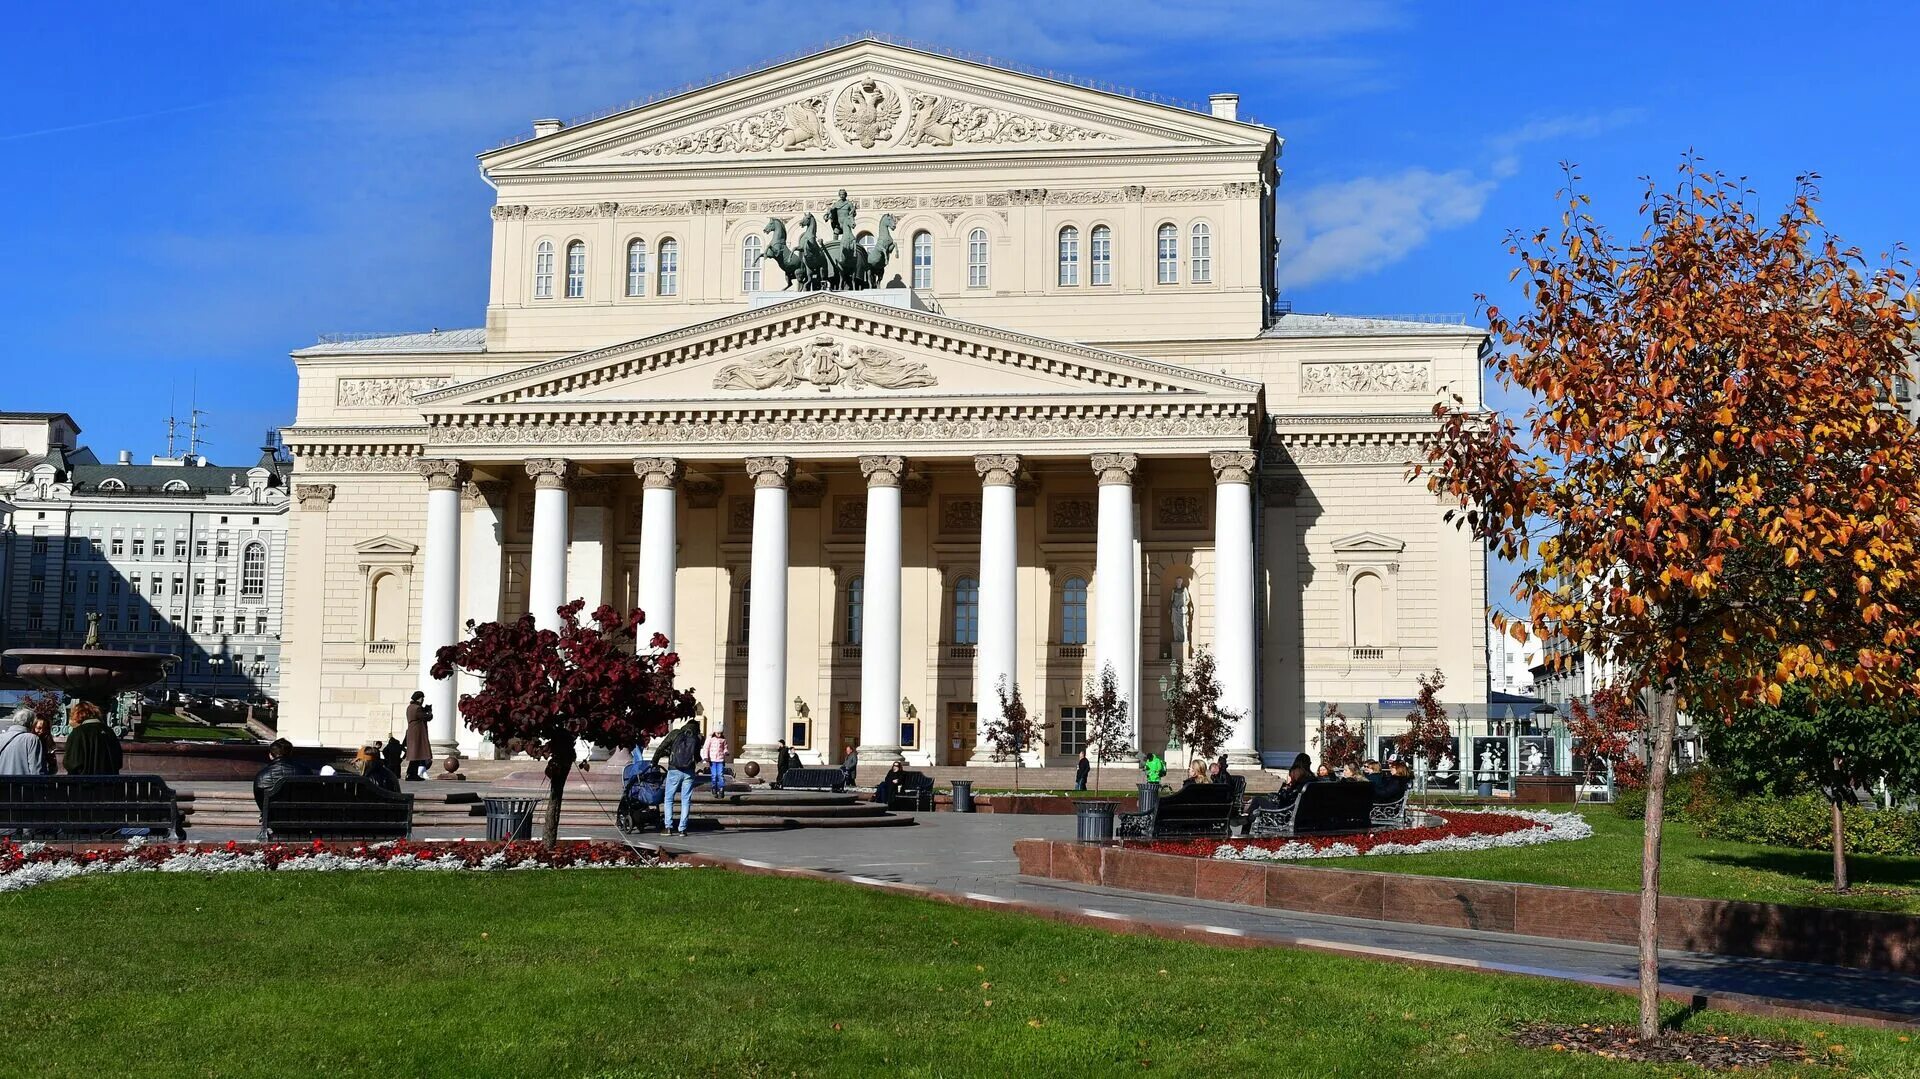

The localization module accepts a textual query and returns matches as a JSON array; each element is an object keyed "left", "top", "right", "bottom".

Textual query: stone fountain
[{"left": 4, "top": 614, "right": 177, "bottom": 719}]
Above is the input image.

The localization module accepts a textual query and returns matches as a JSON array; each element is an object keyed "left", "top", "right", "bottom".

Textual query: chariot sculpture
[{"left": 761, "top": 189, "right": 899, "bottom": 292}]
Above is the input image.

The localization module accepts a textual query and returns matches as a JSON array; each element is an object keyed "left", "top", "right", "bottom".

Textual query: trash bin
[
  {"left": 950, "top": 779, "right": 975, "bottom": 813},
  {"left": 1075, "top": 800, "right": 1117, "bottom": 842},
  {"left": 1136, "top": 782, "right": 1161, "bottom": 815},
  {"left": 1476, "top": 780, "right": 1495, "bottom": 798},
  {"left": 484, "top": 796, "right": 541, "bottom": 841}
]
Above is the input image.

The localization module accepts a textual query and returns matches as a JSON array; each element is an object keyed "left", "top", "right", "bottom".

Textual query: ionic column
[
  {"left": 417, "top": 459, "right": 467, "bottom": 753},
  {"left": 632, "top": 457, "right": 681, "bottom": 650},
  {"left": 858, "top": 455, "right": 906, "bottom": 762},
  {"left": 1092, "top": 452, "right": 1140, "bottom": 753},
  {"left": 525, "top": 458, "right": 574, "bottom": 633},
  {"left": 743, "top": 456, "right": 792, "bottom": 760},
  {"left": 974, "top": 454, "right": 1021, "bottom": 740},
  {"left": 1212, "top": 450, "right": 1259, "bottom": 764}
]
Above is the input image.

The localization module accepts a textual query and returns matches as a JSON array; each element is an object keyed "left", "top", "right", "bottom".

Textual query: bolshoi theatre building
[{"left": 277, "top": 38, "right": 1489, "bottom": 768}]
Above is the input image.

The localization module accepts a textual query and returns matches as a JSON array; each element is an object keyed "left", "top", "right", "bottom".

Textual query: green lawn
[
  {"left": 137, "top": 717, "right": 251, "bottom": 742},
  {"left": 1, "top": 870, "right": 1911, "bottom": 1077},
  {"left": 1369, "top": 806, "right": 1920, "bottom": 914}
]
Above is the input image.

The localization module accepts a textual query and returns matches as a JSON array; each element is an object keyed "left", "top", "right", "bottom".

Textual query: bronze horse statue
[{"left": 762, "top": 218, "right": 811, "bottom": 291}]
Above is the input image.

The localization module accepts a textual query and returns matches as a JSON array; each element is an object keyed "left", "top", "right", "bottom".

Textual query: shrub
[
  {"left": 1699, "top": 793, "right": 1920, "bottom": 857},
  {"left": 1612, "top": 787, "right": 1647, "bottom": 821}
]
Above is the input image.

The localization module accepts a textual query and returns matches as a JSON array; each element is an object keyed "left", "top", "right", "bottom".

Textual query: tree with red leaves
[
  {"left": 1167, "top": 647, "right": 1237, "bottom": 765},
  {"left": 1313, "top": 705, "right": 1365, "bottom": 770},
  {"left": 431, "top": 601, "right": 697, "bottom": 846},
  {"left": 983, "top": 677, "right": 1043, "bottom": 793},
  {"left": 1567, "top": 687, "right": 1642, "bottom": 789},
  {"left": 1394, "top": 671, "right": 1456, "bottom": 774}
]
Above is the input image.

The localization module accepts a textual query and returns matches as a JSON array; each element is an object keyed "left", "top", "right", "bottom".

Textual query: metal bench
[
  {"left": 1117, "top": 782, "right": 1235, "bottom": 840},
  {"left": 880, "top": 771, "right": 935, "bottom": 811},
  {"left": 0, "top": 774, "right": 187, "bottom": 841},
  {"left": 1369, "top": 788, "right": 1413, "bottom": 828},
  {"left": 776, "top": 766, "right": 846, "bottom": 793},
  {"left": 260, "top": 776, "right": 413, "bottom": 841},
  {"left": 1247, "top": 780, "right": 1374, "bottom": 838}
]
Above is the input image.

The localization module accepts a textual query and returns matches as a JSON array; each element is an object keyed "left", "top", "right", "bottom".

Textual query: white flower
[{"left": 1213, "top": 809, "right": 1592, "bottom": 862}]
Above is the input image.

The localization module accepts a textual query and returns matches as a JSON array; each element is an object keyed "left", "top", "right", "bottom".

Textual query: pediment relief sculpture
[
  {"left": 622, "top": 79, "right": 1123, "bottom": 157},
  {"left": 711, "top": 335, "right": 937, "bottom": 392}
]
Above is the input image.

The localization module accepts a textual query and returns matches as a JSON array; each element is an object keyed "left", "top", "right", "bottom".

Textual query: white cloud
[
  {"left": 1275, "top": 168, "right": 1494, "bottom": 288},
  {"left": 1488, "top": 107, "right": 1645, "bottom": 177}
]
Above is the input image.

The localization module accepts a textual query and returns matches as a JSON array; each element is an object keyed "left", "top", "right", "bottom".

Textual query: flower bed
[
  {"left": 0, "top": 838, "right": 679, "bottom": 894},
  {"left": 1139, "top": 810, "right": 1593, "bottom": 861}
]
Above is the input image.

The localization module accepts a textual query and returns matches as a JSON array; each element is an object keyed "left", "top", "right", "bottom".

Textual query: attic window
[
  {"left": 163, "top": 479, "right": 190, "bottom": 493},
  {"left": 98, "top": 478, "right": 126, "bottom": 492}
]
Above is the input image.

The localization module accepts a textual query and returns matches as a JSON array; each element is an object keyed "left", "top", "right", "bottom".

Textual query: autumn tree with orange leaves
[{"left": 1421, "top": 158, "right": 1920, "bottom": 1040}]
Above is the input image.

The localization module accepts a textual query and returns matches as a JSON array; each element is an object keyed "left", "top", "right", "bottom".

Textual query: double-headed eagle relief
[{"left": 761, "top": 190, "right": 899, "bottom": 292}]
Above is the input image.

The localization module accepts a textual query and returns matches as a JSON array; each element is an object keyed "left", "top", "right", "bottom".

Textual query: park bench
[
  {"left": 0, "top": 774, "right": 187, "bottom": 841},
  {"left": 1369, "top": 787, "right": 1413, "bottom": 829},
  {"left": 776, "top": 766, "right": 846, "bottom": 793},
  {"left": 879, "top": 770, "right": 935, "bottom": 811},
  {"left": 1116, "top": 782, "right": 1235, "bottom": 840},
  {"left": 259, "top": 776, "right": 413, "bottom": 841},
  {"left": 1247, "top": 780, "right": 1374, "bottom": 838}
]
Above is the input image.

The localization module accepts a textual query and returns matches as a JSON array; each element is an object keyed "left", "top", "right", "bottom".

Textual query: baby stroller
[{"left": 616, "top": 760, "right": 667, "bottom": 834}]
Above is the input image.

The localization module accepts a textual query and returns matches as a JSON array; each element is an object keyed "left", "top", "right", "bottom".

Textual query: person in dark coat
[
  {"left": 774, "top": 740, "right": 797, "bottom": 783},
  {"left": 252, "top": 738, "right": 311, "bottom": 809},
  {"left": 1239, "top": 752, "right": 1315, "bottom": 836},
  {"left": 839, "top": 747, "right": 860, "bottom": 788},
  {"left": 63, "top": 703, "right": 123, "bottom": 776},
  {"left": 403, "top": 691, "right": 432, "bottom": 781},
  {"left": 873, "top": 760, "right": 908, "bottom": 804},
  {"left": 1073, "top": 750, "right": 1091, "bottom": 791}
]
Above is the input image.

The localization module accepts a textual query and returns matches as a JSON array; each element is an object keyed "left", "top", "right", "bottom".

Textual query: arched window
[
  {"left": 657, "top": 238, "right": 679, "bottom": 296},
  {"left": 857, "top": 231, "right": 876, "bottom": 258},
  {"left": 741, "top": 234, "right": 763, "bottom": 292},
  {"left": 625, "top": 239, "right": 649, "bottom": 297},
  {"left": 1156, "top": 224, "right": 1179, "bottom": 284},
  {"left": 953, "top": 576, "right": 980, "bottom": 645},
  {"left": 1090, "top": 225, "right": 1112, "bottom": 286},
  {"left": 163, "top": 479, "right": 189, "bottom": 493},
  {"left": 736, "top": 575, "right": 751, "bottom": 642},
  {"left": 98, "top": 478, "right": 126, "bottom": 492},
  {"left": 1190, "top": 223, "right": 1212, "bottom": 284},
  {"left": 564, "top": 240, "right": 586, "bottom": 298},
  {"left": 967, "top": 228, "right": 989, "bottom": 288},
  {"left": 1352, "top": 572, "right": 1385, "bottom": 647},
  {"left": 911, "top": 230, "right": 933, "bottom": 289},
  {"left": 1061, "top": 577, "right": 1089, "bottom": 645},
  {"left": 845, "top": 576, "right": 864, "bottom": 645},
  {"left": 1057, "top": 225, "right": 1080, "bottom": 287},
  {"left": 240, "top": 542, "right": 267, "bottom": 601},
  {"left": 533, "top": 240, "right": 555, "bottom": 299}
]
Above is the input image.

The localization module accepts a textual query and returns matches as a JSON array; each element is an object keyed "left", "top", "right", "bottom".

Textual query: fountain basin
[{"left": 4, "top": 648, "right": 177, "bottom": 705}]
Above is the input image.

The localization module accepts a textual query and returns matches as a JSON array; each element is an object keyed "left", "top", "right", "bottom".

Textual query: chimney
[
  {"left": 531, "top": 118, "right": 565, "bottom": 138},
  {"left": 1208, "top": 93, "right": 1239, "bottom": 121},
  {"left": 118, "top": 449, "right": 132, "bottom": 465}
]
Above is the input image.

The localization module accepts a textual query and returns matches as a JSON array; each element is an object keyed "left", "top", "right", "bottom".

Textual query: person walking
[
  {"left": 702, "top": 728, "right": 729, "bottom": 800},
  {"left": 651, "top": 719, "right": 702, "bottom": 835},
  {"left": 403, "top": 691, "right": 432, "bottom": 781},
  {"left": 774, "top": 739, "right": 796, "bottom": 783},
  {"left": 1073, "top": 750, "right": 1090, "bottom": 791},
  {"left": 0, "top": 705, "right": 50, "bottom": 776}
]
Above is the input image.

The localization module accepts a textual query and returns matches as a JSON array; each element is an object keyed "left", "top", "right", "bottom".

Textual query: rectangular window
[
  {"left": 967, "top": 231, "right": 989, "bottom": 288},
  {"left": 31, "top": 536, "right": 48, "bottom": 556},
  {"left": 174, "top": 539, "right": 187, "bottom": 558},
  {"left": 109, "top": 576, "right": 120, "bottom": 595},
  {"left": 105, "top": 610, "right": 119, "bottom": 631},
  {"left": 87, "top": 570, "right": 99, "bottom": 594},
  {"left": 89, "top": 538, "right": 103, "bottom": 558},
  {"left": 132, "top": 538, "right": 145, "bottom": 558},
  {"left": 111, "top": 537, "right": 124, "bottom": 556},
  {"left": 150, "top": 610, "right": 166, "bottom": 631},
  {"left": 214, "top": 577, "right": 228, "bottom": 597},
  {"left": 1059, "top": 707, "right": 1089, "bottom": 756},
  {"left": 193, "top": 578, "right": 206, "bottom": 597},
  {"left": 68, "top": 538, "right": 84, "bottom": 557},
  {"left": 195, "top": 538, "right": 208, "bottom": 559},
  {"left": 190, "top": 615, "right": 203, "bottom": 634},
  {"left": 27, "top": 612, "right": 42, "bottom": 631},
  {"left": 172, "top": 575, "right": 185, "bottom": 596},
  {"left": 28, "top": 576, "right": 44, "bottom": 595},
  {"left": 255, "top": 615, "right": 268, "bottom": 635},
  {"left": 216, "top": 540, "right": 230, "bottom": 560},
  {"left": 213, "top": 616, "right": 225, "bottom": 635},
  {"left": 63, "top": 572, "right": 75, "bottom": 595},
  {"left": 1191, "top": 225, "right": 1212, "bottom": 284}
]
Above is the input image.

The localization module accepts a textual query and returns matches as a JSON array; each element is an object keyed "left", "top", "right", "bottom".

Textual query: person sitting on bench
[
  {"left": 873, "top": 760, "right": 908, "bottom": 804},
  {"left": 252, "top": 738, "right": 311, "bottom": 809},
  {"left": 1239, "top": 752, "right": 1317, "bottom": 836},
  {"left": 1180, "top": 759, "right": 1210, "bottom": 789}
]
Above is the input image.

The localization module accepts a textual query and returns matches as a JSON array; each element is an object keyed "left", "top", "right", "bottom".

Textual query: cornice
[{"left": 490, "top": 146, "right": 1268, "bottom": 187}]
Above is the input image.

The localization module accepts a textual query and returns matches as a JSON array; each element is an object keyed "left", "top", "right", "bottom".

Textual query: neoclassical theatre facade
[{"left": 278, "top": 39, "right": 1488, "bottom": 767}]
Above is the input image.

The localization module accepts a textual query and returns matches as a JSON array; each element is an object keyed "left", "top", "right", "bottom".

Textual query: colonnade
[{"left": 412, "top": 450, "right": 1260, "bottom": 762}]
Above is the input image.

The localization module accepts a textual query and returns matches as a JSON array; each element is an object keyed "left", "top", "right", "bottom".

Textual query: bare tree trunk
[
  {"left": 1831, "top": 794, "right": 1851, "bottom": 894},
  {"left": 542, "top": 736, "right": 577, "bottom": 848},
  {"left": 1637, "top": 688, "right": 1679, "bottom": 1041}
]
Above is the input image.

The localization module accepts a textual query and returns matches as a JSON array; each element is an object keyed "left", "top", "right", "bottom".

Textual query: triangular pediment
[
  {"left": 353, "top": 535, "right": 418, "bottom": 557},
  {"left": 418, "top": 293, "right": 1261, "bottom": 414},
  {"left": 482, "top": 39, "right": 1270, "bottom": 172},
  {"left": 1330, "top": 531, "right": 1406, "bottom": 555}
]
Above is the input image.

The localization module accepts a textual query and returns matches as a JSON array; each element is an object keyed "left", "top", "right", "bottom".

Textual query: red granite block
[
  {"left": 1515, "top": 885, "right": 1638, "bottom": 945},
  {"left": 1194, "top": 859, "right": 1266, "bottom": 905},
  {"left": 1051, "top": 842, "right": 1104, "bottom": 885},
  {"left": 1101, "top": 847, "right": 1197, "bottom": 898},
  {"left": 1012, "top": 838, "right": 1051, "bottom": 877},
  {"left": 1381, "top": 874, "right": 1516, "bottom": 932},
  {"left": 1264, "top": 865, "right": 1386, "bottom": 920}
]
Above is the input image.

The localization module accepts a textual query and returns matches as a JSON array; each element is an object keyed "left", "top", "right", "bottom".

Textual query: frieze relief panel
[
  {"left": 940, "top": 496, "right": 982, "bottom": 535},
  {"left": 1048, "top": 497, "right": 1096, "bottom": 533},
  {"left": 1300, "top": 361, "right": 1431, "bottom": 395},
  {"left": 296, "top": 455, "right": 423, "bottom": 474},
  {"left": 336, "top": 376, "right": 454, "bottom": 408},
  {"left": 1154, "top": 490, "right": 1209, "bottom": 530},
  {"left": 833, "top": 496, "right": 868, "bottom": 534},
  {"left": 727, "top": 496, "right": 754, "bottom": 536},
  {"left": 712, "top": 336, "right": 937, "bottom": 392},
  {"left": 429, "top": 412, "right": 1254, "bottom": 446}
]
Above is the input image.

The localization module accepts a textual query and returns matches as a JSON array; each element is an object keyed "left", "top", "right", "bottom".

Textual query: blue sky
[{"left": 3, "top": 3, "right": 1910, "bottom": 610}]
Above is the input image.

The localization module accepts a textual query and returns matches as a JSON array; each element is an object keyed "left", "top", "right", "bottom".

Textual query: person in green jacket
[
  {"left": 1142, "top": 752, "right": 1166, "bottom": 785},
  {"left": 63, "top": 702, "right": 123, "bottom": 776}
]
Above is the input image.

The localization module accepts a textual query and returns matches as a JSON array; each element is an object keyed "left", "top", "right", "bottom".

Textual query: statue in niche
[{"left": 1168, "top": 578, "right": 1193, "bottom": 659}]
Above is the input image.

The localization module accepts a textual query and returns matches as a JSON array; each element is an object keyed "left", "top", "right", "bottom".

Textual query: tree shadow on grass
[{"left": 1697, "top": 847, "right": 1920, "bottom": 894}]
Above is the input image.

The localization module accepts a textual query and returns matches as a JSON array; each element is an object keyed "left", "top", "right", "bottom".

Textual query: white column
[
  {"left": 459, "top": 480, "right": 505, "bottom": 758},
  {"left": 974, "top": 454, "right": 1021, "bottom": 739},
  {"left": 417, "top": 460, "right": 466, "bottom": 753},
  {"left": 525, "top": 458, "right": 573, "bottom": 633},
  {"left": 632, "top": 457, "right": 682, "bottom": 651},
  {"left": 1212, "top": 450, "right": 1260, "bottom": 764},
  {"left": 858, "top": 455, "right": 905, "bottom": 762},
  {"left": 1092, "top": 453, "right": 1139, "bottom": 754},
  {"left": 743, "top": 456, "right": 791, "bottom": 759}
]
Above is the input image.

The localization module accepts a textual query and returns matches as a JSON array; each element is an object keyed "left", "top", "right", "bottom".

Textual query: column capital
[
  {"left": 632, "top": 456, "right": 683, "bottom": 489},
  {"left": 1209, "top": 450, "right": 1258, "bottom": 485},
  {"left": 418, "top": 459, "right": 468, "bottom": 492},
  {"left": 859, "top": 455, "right": 907, "bottom": 487},
  {"left": 1090, "top": 452, "right": 1140, "bottom": 486},
  {"left": 745, "top": 456, "right": 792, "bottom": 489},
  {"left": 294, "top": 483, "right": 336, "bottom": 511},
  {"left": 524, "top": 457, "right": 575, "bottom": 491},
  {"left": 973, "top": 453, "right": 1022, "bottom": 487},
  {"left": 461, "top": 479, "right": 509, "bottom": 510}
]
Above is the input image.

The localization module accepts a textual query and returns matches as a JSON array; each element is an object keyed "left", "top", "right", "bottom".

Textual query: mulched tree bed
[{"left": 1513, "top": 1023, "right": 1829, "bottom": 1070}]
